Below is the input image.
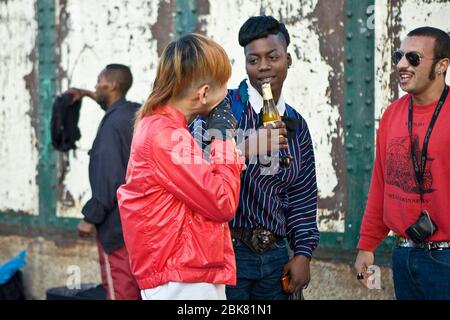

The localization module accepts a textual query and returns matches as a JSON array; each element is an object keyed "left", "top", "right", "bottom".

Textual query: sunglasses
[{"left": 392, "top": 50, "right": 434, "bottom": 67}]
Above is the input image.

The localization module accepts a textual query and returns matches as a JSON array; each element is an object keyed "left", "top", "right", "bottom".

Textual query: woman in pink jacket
[{"left": 117, "top": 33, "right": 245, "bottom": 300}]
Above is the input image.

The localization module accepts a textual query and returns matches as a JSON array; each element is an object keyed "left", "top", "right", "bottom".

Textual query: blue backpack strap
[
  {"left": 285, "top": 104, "right": 294, "bottom": 118},
  {"left": 229, "top": 80, "right": 249, "bottom": 124},
  {"left": 285, "top": 103, "right": 301, "bottom": 136}
]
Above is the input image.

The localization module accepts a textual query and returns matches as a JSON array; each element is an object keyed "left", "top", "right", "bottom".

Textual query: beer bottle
[
  {"left": 261, "top": 82, "right": 293, "bottom": 168},
  {"left": 261, "top": 82, "right": 281, "bottom": 124}
]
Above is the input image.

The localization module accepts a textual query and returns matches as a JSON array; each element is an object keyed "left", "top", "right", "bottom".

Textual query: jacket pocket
[{"left": 183, "top": 215, "right": 225, "bottom": 269}]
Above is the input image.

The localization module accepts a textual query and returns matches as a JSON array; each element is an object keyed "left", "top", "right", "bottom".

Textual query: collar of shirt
[
  {"left": 105, "top": 97, "right": 127, "bottom": 115},
  {"left": 247, "top": 80, "right": 286, "bottom": 116},
  {"left": 160, "top": 104, "right": 188, "bottom": 128}
]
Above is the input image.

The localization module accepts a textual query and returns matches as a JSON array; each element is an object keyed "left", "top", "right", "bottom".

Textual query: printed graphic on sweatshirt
[{"left": 386, "top": 135, "right": 435, "bottom": 194}]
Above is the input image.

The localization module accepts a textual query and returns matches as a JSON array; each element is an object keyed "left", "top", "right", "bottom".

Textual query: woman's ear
[{"left": 197, "top": 84, "right": 210, "bottom": 105}]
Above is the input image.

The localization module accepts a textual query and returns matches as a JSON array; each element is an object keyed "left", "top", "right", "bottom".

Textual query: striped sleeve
[{"left": 286, "top": 118, "right": 320, "bottom": 258}]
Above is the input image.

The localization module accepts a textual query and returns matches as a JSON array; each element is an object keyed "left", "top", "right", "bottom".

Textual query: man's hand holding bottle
[{"left": 239, "top": 121, "right": 289, "bottom": 158}]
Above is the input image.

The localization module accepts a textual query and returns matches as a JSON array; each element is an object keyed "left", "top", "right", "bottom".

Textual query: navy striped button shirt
[{"left": 190, "top": 81, "right": 319, "bottom": 258}]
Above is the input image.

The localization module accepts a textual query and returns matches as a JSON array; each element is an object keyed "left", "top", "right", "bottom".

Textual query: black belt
[
  {"left": 230, "top": 227, "right": 282, "bottom": 255},
  {"left": 395, "top": 235, "right": 450, "bottom": 250}
]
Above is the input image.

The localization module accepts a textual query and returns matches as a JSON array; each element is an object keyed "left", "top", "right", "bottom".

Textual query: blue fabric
[
  {"left": 226, "top": 238, "right": 289, "bottom": 300},
  {"left": 229, "top": 80, "right": 248, "bottom": 124},
  {"left": 0, "top": 251, "right": 26, "bottom": 285},
  {"left": 392, "top": 247, "right": 450, "bottom": 300}
]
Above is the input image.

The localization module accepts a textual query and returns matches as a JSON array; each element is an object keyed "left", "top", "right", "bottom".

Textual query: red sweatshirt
[{"left": 358, "top": 91, "right": 450, "bottom": 252}]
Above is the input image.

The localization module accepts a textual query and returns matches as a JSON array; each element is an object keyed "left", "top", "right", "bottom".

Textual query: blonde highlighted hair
[{"left": 135, "top": 33, "right": 231, "bottom": 127}]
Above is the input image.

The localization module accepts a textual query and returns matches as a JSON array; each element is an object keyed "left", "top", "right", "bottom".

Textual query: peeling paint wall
[
  {"left": 55, "top": 0, "right": 166, "bottom": 217},
  {"left": 375, "top": 0, "right": 450, "bottom": 127},
  {"left": 0, "top": 0, "right": 448, "bottom": 229},
  {"left": 0, "top": 0, "right": 39, "bottom": 215},
  {"left": 198, "top": 0, "right": 346, "bottom": 232},
  {"left": 2, "top": 0, "right": 449, "bottom": 300},
  {"left": 46, "top": 0, "right": 348, "bottom": 230}
]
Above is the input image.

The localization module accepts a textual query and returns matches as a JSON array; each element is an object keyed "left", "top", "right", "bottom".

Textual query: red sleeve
[
  {"left": 357, "top": 126, "right": 391, "bottom": 252},
  {"left": 151, "top": 126, "right": 245, "bottom": 223}
]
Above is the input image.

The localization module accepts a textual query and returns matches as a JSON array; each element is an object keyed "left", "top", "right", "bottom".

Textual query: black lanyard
[{"left": 408, "top": 85, "right": 448, "bottom": 203}]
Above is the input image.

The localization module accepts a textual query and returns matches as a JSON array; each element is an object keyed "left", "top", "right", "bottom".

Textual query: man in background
[{"left": 67, "top": 64, "right": 141, "bottom": 300}]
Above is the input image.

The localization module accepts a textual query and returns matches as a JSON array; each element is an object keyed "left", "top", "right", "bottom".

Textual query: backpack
[{"left": 50, "top": 93, "right": 82, "bottom": 152}]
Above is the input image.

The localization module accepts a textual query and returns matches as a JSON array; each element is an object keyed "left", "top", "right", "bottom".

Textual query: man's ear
[
  {"left": 109, "top": 80, "right": 119, "bottom": 92},
  {"left": 197, "top": 84, "right": 210, "bottom": 105},
  {"left": 437, "top": 58, "right": 449, "bottom": 74}
]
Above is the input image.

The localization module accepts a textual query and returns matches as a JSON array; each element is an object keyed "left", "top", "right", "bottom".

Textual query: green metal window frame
[
  {"left": 0, "top": 0, "right": 80, "bottom": 233},
  {"left": 314, "top": 0, "right": 393, "bottom": 264},
  {"left": 0, "top": 0, "right": 394, "bottom": 263},
  {"left": 175, "top": 0, "right": 197, "bottom": 37}
]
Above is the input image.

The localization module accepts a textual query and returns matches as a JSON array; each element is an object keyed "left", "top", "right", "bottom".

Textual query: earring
[{"left": 437, "top": 70, "right": 442, "bottom": 75}]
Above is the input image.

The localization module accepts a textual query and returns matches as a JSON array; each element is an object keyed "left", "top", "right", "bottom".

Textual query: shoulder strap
[
  {"left": 229, "top": 80, "right": 249, "bottom": 124},
  {"left": 285, "top": 104, "right": 301, "bottom": 135},
  {"left": 285, "top": 104, "right": 295, "bottom": 118}
]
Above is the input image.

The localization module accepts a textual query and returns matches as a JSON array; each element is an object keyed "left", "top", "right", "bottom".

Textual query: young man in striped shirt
[{"left": 190, "top": 15, "right": 319, "bottom": 300}]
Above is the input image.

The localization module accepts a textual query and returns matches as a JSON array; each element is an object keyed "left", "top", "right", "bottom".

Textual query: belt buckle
[
  {"left": 395, "top": 235, "right": 408, "bottom": 247},
  {"left": 250, "top": 227, "right": 277, "bottom": 255},
  {"left": 395, "top": 236, "right": 418, "bottom": 248},
  {"left": 232, "top": 227, "right": 279, "bottom": 255}
]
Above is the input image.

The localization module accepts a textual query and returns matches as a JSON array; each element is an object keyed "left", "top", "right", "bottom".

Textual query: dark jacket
[
  {"left": 51, "top": 93, "right": 82, "bottom": 152},
  {"left": 82, "top": 98, "right": 141, "bottom": 253}
]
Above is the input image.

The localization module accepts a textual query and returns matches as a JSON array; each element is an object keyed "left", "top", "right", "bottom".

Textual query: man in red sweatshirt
[{"left": 354, "top": 27, "right": 450, "bottom": 300}]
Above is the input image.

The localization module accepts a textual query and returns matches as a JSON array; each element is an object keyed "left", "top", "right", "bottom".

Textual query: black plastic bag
[
  {"left": 50, "top": 93, "right": 82, "bottom": 152},
  {"left": 46, "top": 283, "right": 106, "bottom": 300},
  {"left": 0, "top": 271, "right": 26, "bottom": 300}
]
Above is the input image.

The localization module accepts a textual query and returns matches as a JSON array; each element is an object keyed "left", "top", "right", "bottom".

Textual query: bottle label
[
  {"left": 262, "top": 83, "right": 273, "bottom": 100},
  {"left": 262, "top": 120, "right": 277, "bottom": 127}
]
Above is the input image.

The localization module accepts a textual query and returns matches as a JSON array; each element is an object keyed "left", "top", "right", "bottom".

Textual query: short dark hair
[
  {"left": 407, "top": 27, "right": 450, "bottom": 76},
  {"left": 238, "top": 16, "right": 290, "bottom": 48},
  {"left": 104, "top": 64, "right": 133, "bottom": 95}
]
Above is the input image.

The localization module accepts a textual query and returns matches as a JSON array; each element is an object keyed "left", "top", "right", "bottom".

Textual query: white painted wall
[
  {"left": 1, "top": 0, "right": 447, "bottom": 228},
  {"left": 0, "top": 0, "right": 39, "bottom": 215},
  {"left": 56, "top": 0, "right": 162, "bottom": 217}
]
